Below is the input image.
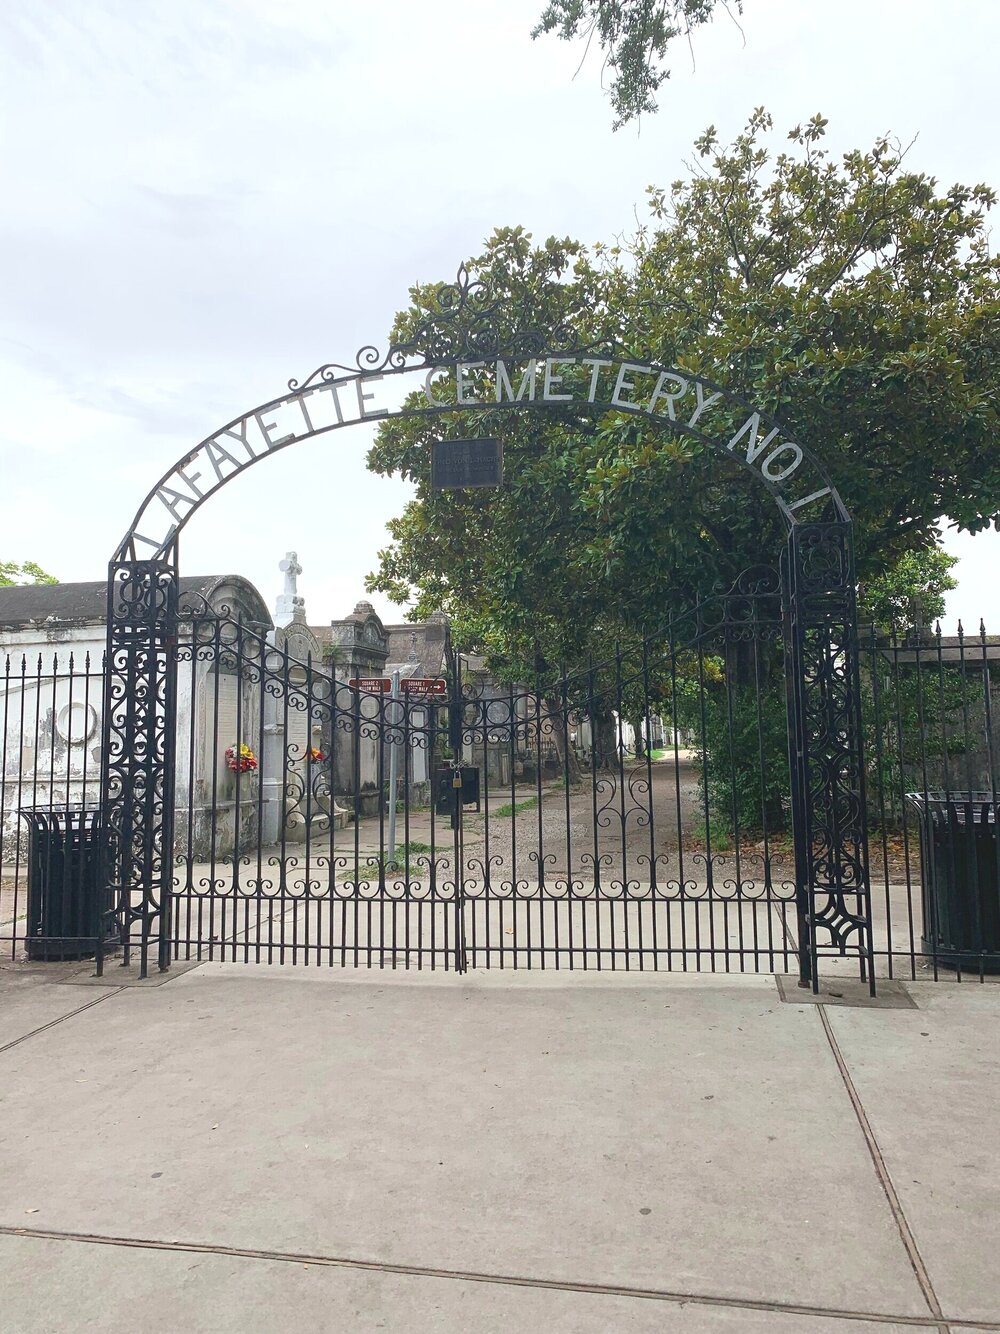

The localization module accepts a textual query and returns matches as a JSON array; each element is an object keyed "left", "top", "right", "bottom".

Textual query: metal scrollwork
[
  {"left": 102, "top": 560, "right": 180, "bottom": 975},
  {"left": 787, "top": 522, "right": 875, "bottom": 989},
  {"left": 288, "top": 263, "right": 616, "bottom": 391}
]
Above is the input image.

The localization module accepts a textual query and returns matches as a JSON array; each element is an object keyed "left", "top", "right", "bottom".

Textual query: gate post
[
  {"left": 785, "top": 522, "right": 876, "bottom": 993},
  {"left": 447, "top": 654, "right": 468, "bottom": 972},
  {"left": 101, "top": 560, "right": 179, "bottom": 978}
]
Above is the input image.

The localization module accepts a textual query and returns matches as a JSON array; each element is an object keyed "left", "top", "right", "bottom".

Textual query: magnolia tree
[{"left": 368, "top": 112, "right": 999, "bottom": 675}]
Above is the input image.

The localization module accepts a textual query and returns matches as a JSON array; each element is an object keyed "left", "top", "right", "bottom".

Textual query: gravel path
[{"left": 351, "top": 757, "right": 796, "bottom": 886}]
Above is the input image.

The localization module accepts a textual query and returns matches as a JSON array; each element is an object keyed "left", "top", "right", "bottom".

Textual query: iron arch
[
  {"left": 101, "top": 265, "right": 873, "bottom": 990},
  {"left": 115, "top": 370, "right": 846, "bottom": 564}
]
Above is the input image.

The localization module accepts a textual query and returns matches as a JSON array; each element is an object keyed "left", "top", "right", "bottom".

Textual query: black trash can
[
  {"left": 18, "top": 806, "right": 114, "bottom": 961},
  {"left": 906, "top": 792, "right": 1000, "bottom": 972}
]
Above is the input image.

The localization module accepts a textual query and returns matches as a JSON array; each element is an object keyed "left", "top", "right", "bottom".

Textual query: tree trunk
[
  {"left": 631, "top": 715, "right": 647, "bottom": 760},
  {"left": 545, "top": 696, "right": 583, "bottom": 784},
  {"left": 594, "top": 710, "right": 618, "bottom": 770}
]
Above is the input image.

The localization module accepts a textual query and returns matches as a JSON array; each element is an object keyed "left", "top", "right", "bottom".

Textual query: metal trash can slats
[
  {"left": 18, "top": 806, "right": 115, "bottom": 961},
  {"left": 906, "top": 791, "right": 1000, "bottom": 973}
]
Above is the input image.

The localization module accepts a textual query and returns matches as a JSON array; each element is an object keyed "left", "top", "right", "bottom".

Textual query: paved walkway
[{"left": 0, "top": 962, "right": 997, "bottom": 1332}]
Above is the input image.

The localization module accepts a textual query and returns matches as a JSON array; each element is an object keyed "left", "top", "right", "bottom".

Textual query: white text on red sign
[
  {"left": 401, "top": 678, "right": 447, "bottom": 694},
  {"left": 348, "top": 678, "right": 391, "bottom": 692}
]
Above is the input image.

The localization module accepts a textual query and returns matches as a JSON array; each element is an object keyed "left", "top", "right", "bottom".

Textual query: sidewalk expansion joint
[
  {"left": 818, "top": 1002, "right": 948, "bottom": 1327},
  {"left": 0, "top": 987, "right": 124, "bottom": 1057},
  {"left": 0, "top": 1223, "right": 994, "bottom": 1330}
]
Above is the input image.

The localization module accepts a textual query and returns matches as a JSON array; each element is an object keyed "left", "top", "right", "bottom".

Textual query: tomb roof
[{"left": 0, "top": 576, "right": 271, "bottom": 629}]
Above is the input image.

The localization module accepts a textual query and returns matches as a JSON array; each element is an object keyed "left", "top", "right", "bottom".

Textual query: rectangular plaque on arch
[{"left": 431, "top": 438, "right": 503, "bottom": 490}]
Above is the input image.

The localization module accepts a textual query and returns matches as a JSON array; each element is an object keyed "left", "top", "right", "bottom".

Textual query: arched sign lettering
[
  {"left": 116, "top": 266, "right": 844, "bottom": 560},
  {"left": 120, "top": 358, "right": 840, "bottom": 560}
]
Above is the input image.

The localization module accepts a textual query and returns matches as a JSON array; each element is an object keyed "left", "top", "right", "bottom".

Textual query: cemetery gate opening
[{"left": 100, "top": 268, "right": 875, "bottom": 989}]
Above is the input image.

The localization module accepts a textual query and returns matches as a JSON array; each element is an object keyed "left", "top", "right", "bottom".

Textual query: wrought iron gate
[
  {"left": 99, "top": 557, "right": 875, "bottom": 983},
  {"left": 94, "top": 269, "right": 886, "bottom": 987}
]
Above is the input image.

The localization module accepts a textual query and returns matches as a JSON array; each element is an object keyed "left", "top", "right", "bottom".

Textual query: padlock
[{"left": 452, "top": 769, "right": 463, "bottom": 789}]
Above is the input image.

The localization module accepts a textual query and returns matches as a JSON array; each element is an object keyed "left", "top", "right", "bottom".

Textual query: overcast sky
[{"left": 2, "top": 0, "right": 998, "bottom": 632}]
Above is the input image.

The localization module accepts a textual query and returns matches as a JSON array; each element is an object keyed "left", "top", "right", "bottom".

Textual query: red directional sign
[
  {"left": 401, "top": 677, "right": 447, "bottom": 695},
  {"left": 348, "top": 677, "right": 391, "bottom": 692}
]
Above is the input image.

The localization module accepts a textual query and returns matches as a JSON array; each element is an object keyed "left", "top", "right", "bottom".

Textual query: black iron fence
[
  {"left": 0, "top": 651, "right": 104, "bottom": 960},
  {"left": 861, "top": 625, "right": 1000, "bottom": 979},
  {"left": 1, "top": 613, "right": 998, "bottom": 979}
]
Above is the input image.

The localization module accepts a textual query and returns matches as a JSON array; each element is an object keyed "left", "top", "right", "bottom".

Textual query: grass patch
[
  {"left": 701, "top": 821, "right": 735, "bottom": 853},
  {"left": 649, "top": 747, "right": 667, "bottom": 761},
  {"left": 382, "top": 841, "right": 434, "bottom": 870},
  {"left": 492, "top": 796, "right": 539, "bottom": 818},
  {"left": 679, "top": 826, "right": 798, "bottom": 859}
]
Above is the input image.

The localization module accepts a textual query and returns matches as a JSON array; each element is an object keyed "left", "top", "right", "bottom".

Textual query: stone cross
[
  {"left": 279, "top": 552, "right": 302, "bottom": 599},
  {"left": 275, "top": 552, "right": 305, "bottom": 628}
]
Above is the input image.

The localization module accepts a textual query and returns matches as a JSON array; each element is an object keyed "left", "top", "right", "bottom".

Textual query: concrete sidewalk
[{"left": 0, "top": 962, "right": 997, "bottom": 1333}]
